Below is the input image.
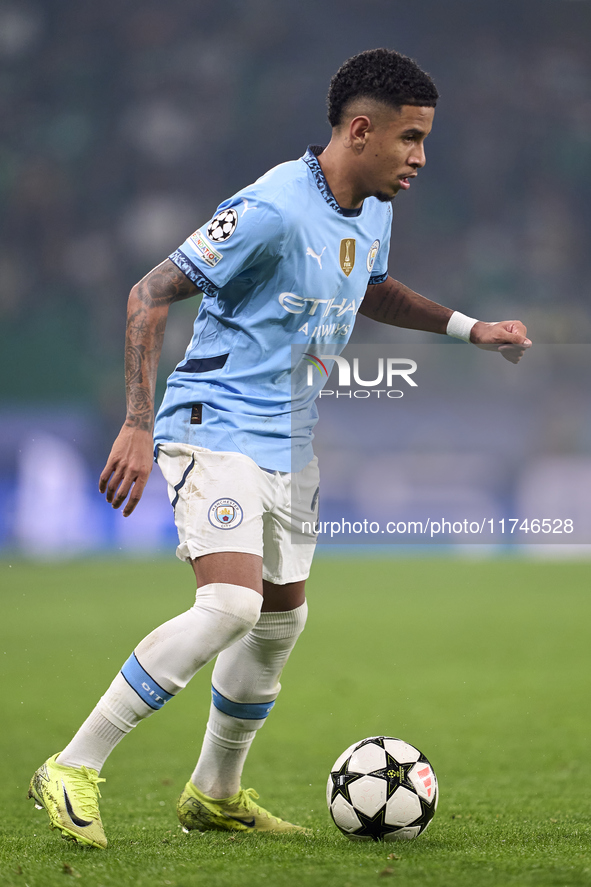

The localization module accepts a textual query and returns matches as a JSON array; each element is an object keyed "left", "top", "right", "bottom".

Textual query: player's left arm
[{"left": 359, "top": 276, "right": 532, "bottom": 364}]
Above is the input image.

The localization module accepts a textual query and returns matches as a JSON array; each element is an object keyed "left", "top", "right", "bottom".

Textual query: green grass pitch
[{"left": 1, "top": 556, "right": 590, "bottom": 887}]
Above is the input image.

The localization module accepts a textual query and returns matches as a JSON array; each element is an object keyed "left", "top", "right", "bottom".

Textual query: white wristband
[{"left": 446, "top": 311, "right": 479, "bottom": 343}]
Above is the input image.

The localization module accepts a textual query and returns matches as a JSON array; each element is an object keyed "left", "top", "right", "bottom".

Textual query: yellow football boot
[
  {"left": 177, "top": 782, "right": 310, "bottom": 834},
  {"left": 28, "top": 754, "right": 107, "bottom": 849}
]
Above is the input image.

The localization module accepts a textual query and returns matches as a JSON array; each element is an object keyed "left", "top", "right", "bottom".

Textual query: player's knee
[
  {"left": 252, "top": 599, "right": 308, "bottom": 643},
  {"left": 193, "top": 582, "right": 262, "bottom": 634},
  {"left": 211, "top": 600, "right": 308, "bottom": 710}
]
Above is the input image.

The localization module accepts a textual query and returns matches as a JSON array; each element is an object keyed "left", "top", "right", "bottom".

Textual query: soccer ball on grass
[{"left": 327, "top": 736, "right": 438, "bottom": 841}]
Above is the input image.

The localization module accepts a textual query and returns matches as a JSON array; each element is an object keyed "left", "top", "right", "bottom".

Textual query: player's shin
[
  {"left": 57, "top": 584, "right": 262, "bottom": 772},
  {"left": 191, "top": 600, "right": 308, "bottom": 798}
]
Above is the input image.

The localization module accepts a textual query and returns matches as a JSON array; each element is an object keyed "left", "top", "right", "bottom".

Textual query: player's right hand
[
  {"left": 470, "top": 320, "right": 532, "bottom": 364},
  {"left": 99, "top": 425, "right": 154, "bottom": 517}
]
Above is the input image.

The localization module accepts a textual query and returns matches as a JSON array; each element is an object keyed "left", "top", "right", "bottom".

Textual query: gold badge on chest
[{"left": 339, "top": 238, "right": 356, "bottom": 276}]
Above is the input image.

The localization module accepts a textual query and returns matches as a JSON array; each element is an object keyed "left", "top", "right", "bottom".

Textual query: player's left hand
[{"left": 470, "top": 320, "right": 532, "bottom": 364}]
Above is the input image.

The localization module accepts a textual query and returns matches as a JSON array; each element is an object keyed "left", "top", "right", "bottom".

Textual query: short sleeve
[
  {"left": 368, "top": 205, "right": 392, "bottom": 285},
  {"left": 169, "top": 193, "right": 284, "bottom": 295}
]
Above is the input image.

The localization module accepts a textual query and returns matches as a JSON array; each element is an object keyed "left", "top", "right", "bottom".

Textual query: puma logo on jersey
[
  {"left": 241, "top": 199, "right": 256, "bottom": 216},
  {"left": 306, "top": 246, "right": 326, "bottom": 269}
]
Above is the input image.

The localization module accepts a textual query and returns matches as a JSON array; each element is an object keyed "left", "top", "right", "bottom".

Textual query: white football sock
[
  {"left": 57, "top": 584, "right": 262, "bottom": 772},
  {"left": 57, "top": 710, "right": 126, "bottom": 772},
  {"left": 191, "top": 601, "right": 307, "bottom": 798}
]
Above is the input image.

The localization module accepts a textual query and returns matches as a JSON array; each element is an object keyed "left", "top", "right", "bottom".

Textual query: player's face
[{"left": 364, "top": 105, "right": 435, "bottom": 202}]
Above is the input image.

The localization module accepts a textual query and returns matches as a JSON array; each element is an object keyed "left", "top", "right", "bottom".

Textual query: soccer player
[{"left": 29, "top": 48, "right": 530, "bottom": 849}]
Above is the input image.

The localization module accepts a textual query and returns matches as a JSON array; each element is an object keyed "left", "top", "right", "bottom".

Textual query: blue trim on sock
[
  {"left": 211, "top": 684, "right": 276, "bottom": 720},
  {"left": 120, "top": 652, "right": 174, "bottom": 710}
]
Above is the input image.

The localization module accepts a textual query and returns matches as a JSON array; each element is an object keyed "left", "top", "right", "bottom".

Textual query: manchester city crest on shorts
[
  {"left": 208, "top": 498, "right": 244, "bottom": 529},
  {"left": 207, "top": 209, "right": 238, "bottom": 243}
]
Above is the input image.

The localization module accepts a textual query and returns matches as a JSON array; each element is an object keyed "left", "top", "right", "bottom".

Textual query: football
[{"left": 326, "top": 736, "right": 438, "bottom": 841}]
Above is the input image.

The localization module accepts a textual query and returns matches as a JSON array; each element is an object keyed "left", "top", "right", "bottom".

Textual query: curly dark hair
[{"left": 327, "top": 48, "right": 439, "bottom": 127}]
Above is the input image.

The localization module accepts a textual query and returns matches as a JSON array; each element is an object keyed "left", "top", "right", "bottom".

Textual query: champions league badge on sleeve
[
  {"left": 207, "top": 209, "right": 238, "bottom": 242},
  {"left": 208, "top": 498, "right": 244, "bottom": 529}
]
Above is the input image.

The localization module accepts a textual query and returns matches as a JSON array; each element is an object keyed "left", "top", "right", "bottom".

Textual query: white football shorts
[{"left": 157, "top": 444, "right": 319, "bottom": 585}]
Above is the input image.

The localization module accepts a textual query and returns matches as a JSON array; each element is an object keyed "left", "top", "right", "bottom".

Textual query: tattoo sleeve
[
  {"left": 359, "top": 277, "right": 453, "bottom": 335},
  {"left": 124, "top": 259, "right": 198, "bottom": 431}
]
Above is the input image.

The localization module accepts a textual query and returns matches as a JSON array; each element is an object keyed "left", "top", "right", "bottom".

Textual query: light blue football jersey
[{"left": 153, "top": 146, "right": 392, "bottom": 472}]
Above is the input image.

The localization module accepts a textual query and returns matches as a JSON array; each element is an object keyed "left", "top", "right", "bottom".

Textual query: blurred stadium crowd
[{"left": 1, "top": 0, "right": 590, "bottom": 553}]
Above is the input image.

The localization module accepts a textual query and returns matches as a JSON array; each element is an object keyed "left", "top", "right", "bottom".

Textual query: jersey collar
[{"left": 303, "top": 145, "right": 363, "bottom": 218}]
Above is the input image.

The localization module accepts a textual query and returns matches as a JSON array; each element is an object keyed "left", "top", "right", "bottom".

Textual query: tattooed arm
[
  {"left": 360, "top": 276, "right": 531, "bottom": 364},
  {"left": 99, "top": 260, "right": 198, "bottom": 516},
  {"left": 359, "top": 276, "right": 452, "bottom": 333}
]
